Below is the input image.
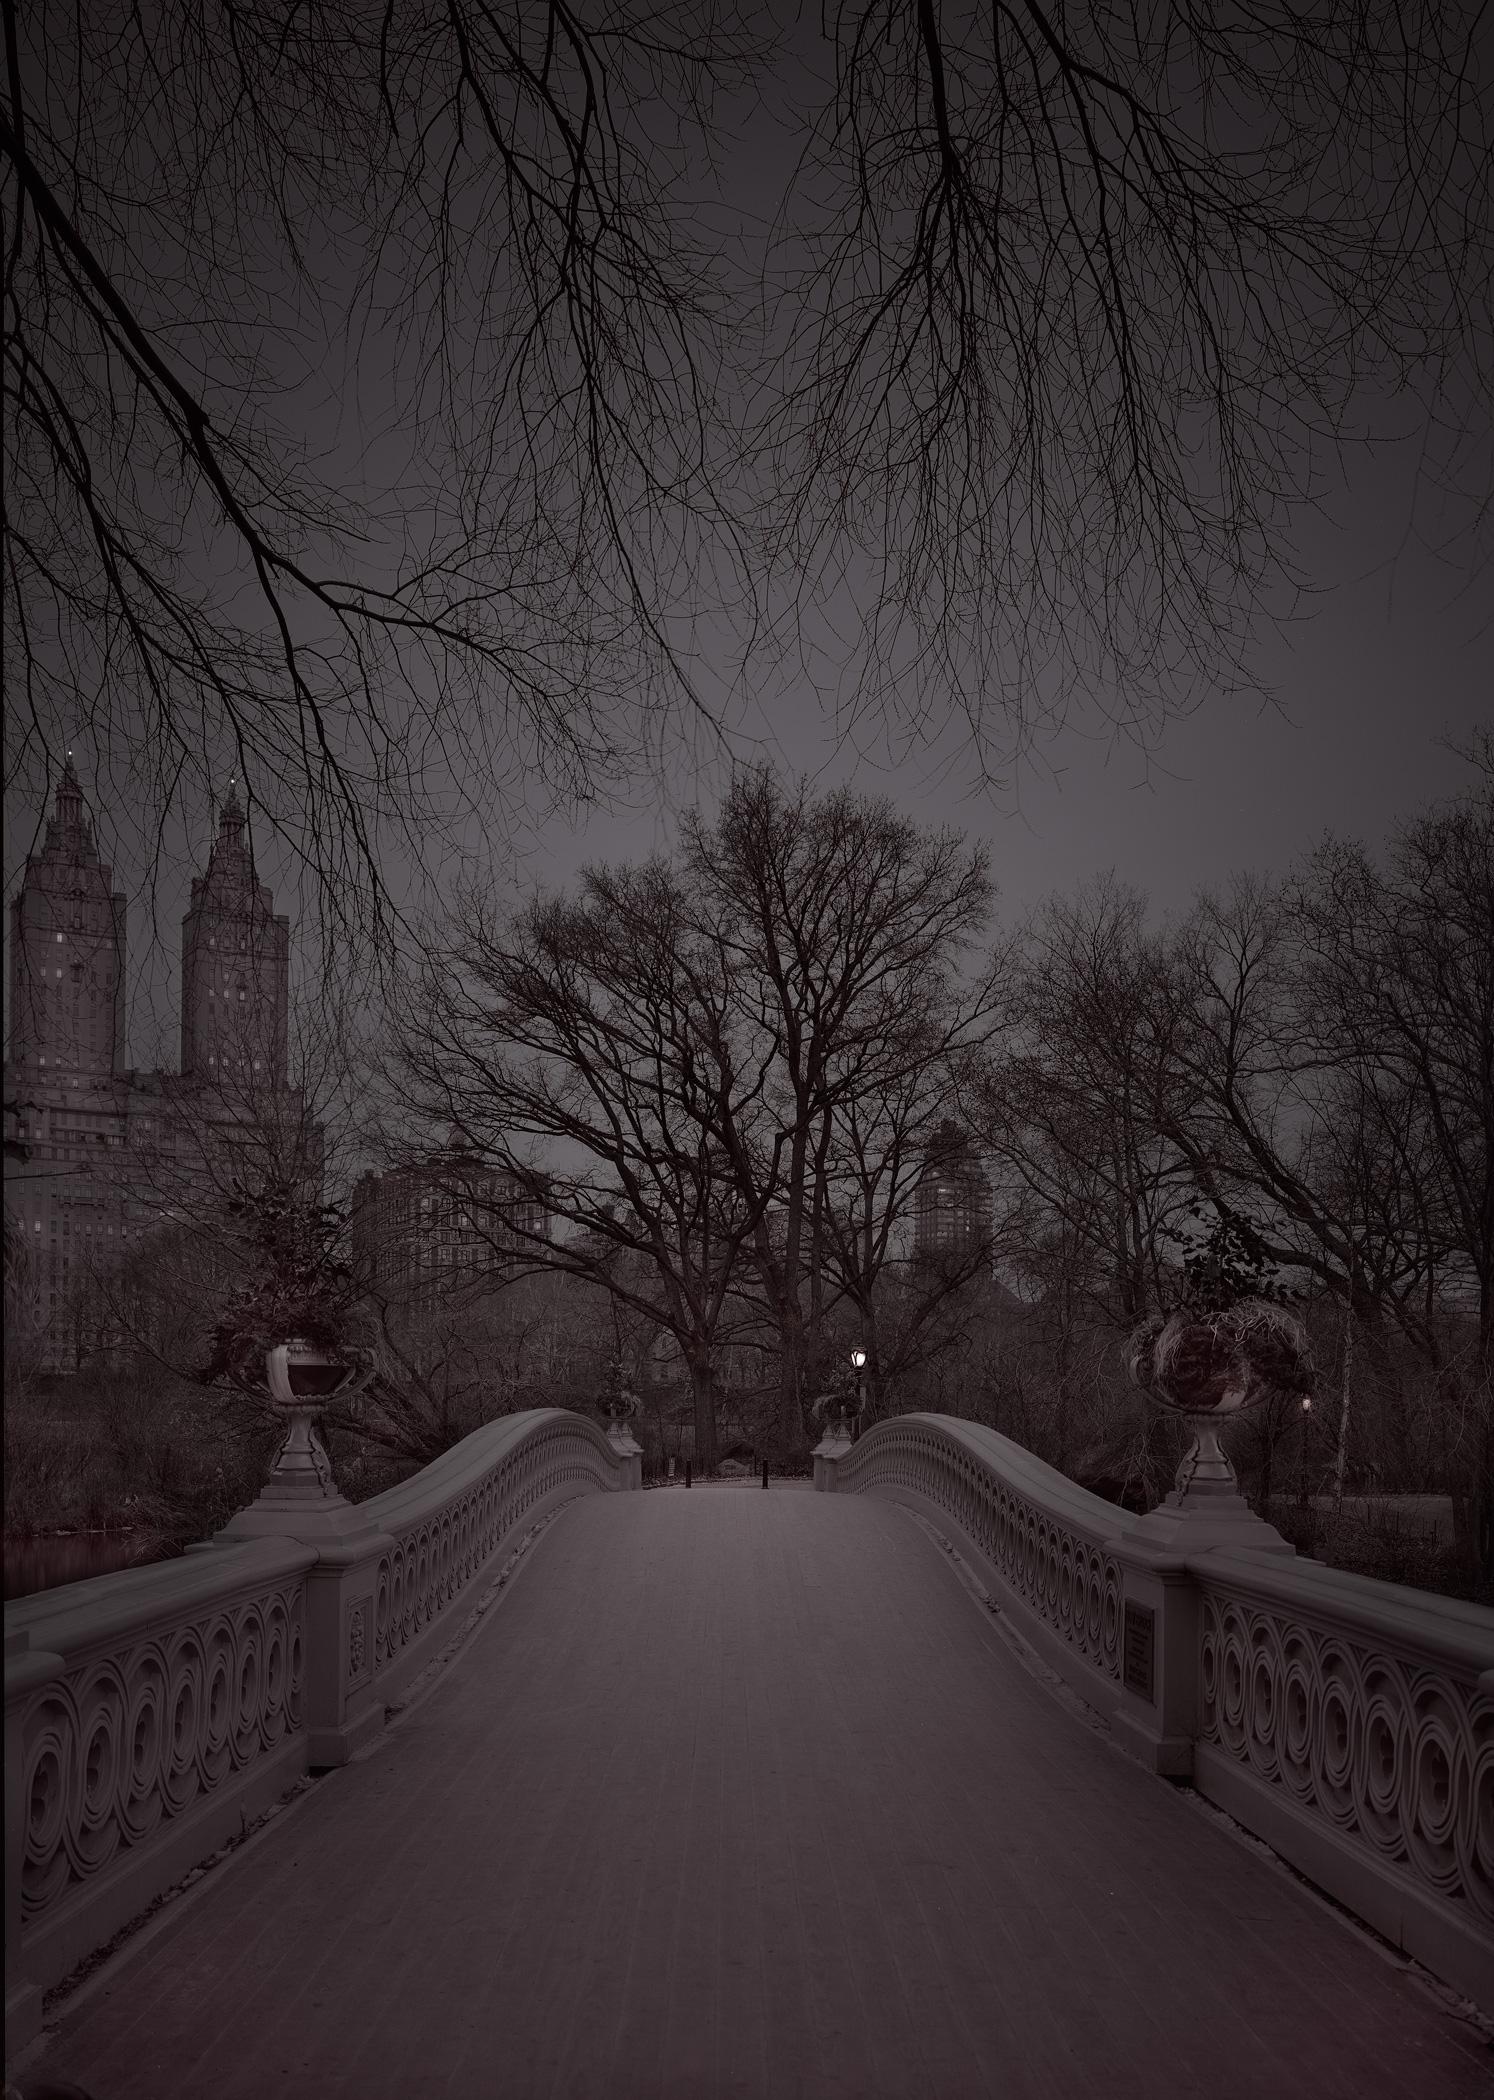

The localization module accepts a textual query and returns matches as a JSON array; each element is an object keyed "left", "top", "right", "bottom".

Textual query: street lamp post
[{"left": 850, "top": 1345, "right": 867, "bottom": 1423}]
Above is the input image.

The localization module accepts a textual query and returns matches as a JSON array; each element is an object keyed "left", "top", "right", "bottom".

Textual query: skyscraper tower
[
  {"left": 179, "top": 789, "right": 290, "bottom": 1084},
  {"left": 6, "top": 760, "right": 127, "bottom": 1081},
  {"left": 912, "top": 1119, "right": 993, "bottom": 1267}
]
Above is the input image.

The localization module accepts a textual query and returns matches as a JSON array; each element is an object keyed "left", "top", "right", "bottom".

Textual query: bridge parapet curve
[
  {"left": 3, "top": 1407, "right": 635, "bottom": 2048},
  {"left": 819, "top": 1412, "right": 1494, "bottom": 2016},
  {"left": 1188, "top": 1546, "right": 1493, "bottom": 2013},
  {"left": 819, "top": 1414, "right": 1140, "bottom": 1720}
]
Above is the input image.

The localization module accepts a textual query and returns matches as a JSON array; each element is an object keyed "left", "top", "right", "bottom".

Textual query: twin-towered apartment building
[
  {"left": 3, "top": 766, "right": 544, "bottom": 1366},
  {"left": 4, "top": 767, "right": 988, "bottom": 1370},
  {"left": 3, "top": 767, "right": 293, "bottom": 1364}
]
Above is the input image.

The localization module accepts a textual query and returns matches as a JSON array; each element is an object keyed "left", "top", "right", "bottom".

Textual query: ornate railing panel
[
  {"left": 4, "top": 1408, "right": 635, "bottom": 2033},
  {"left": 823, "top": 1412, "right": 1494, "bottom": 2013},
  {"left": 356, "top": 1410, "right": 631, "bottom": 1682},
  {"left": 831, "top": 1415, "right": 1139, "bottom": 1707},
  {"left": 1193, "top": 1553, "right": 1494, "bottom": 1966},
  {"left": 5, "top": 1539, "right": 316, "bottom": 2000}
]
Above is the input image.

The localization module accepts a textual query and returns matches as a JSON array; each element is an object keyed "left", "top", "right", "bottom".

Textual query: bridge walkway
[{"left": 14, "top": 1484, "right": 1492, "bottom": 2099}]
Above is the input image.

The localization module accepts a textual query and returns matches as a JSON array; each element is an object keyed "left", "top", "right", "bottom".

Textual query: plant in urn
[
  {"left": 597, "top": 1357, "right": 644, "bottom": 1487},
  {"left": 1126, "top": 1209, "right": 1315, "bottom": 1550},
  {"left": 810, "top": 1373, "right": 859, "bottom": 1459},
  {"left": 200, "top": 1180, "right": 374, "bottom": 1539},
  {"left": 599, "top": 1358, "right": 644, "bottom": 1453}
]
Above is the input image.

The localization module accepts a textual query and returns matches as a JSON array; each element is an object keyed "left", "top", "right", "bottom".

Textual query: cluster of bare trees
[
  {"left": 5, "top": 3, "right": 1490, "bottom": 934},
  {"left": 378, "top": 744, "right": 1489, "bottom": 1568},
  {"left": 382, "top": 771, "right": 1002, "bottom": 1466},
  {"left": 961, "top": 735, "right": 1493, "bottom": 1565},
  {"left": 14, "top": 738, "right": 1488, "bottom": 1587}
]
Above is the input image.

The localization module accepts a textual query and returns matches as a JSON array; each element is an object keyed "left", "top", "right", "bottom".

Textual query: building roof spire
[
  {"left": 40, "top": 753, "right": 97, "bottom": 864},
  {"left": 194, "top": 777, "right": 258, "bottom": 901}
]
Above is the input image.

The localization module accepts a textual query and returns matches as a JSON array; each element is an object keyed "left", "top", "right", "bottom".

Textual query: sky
[
  {"left": 5, "top": 8, "right": 1491, "bottom": 1070},
  {"left": 529, "top": 434, "right": 1488, "bottom": 929},
  {"left": 14, "top": 350, "right": 1490, "bottom": 1074}
]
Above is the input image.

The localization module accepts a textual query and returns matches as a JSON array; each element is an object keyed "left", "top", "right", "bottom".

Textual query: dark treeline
[
  {"left": 7, "top": 747, "right": 1490, "bottom": 1598},
  {"left": 370, "top": 748, "right": 1492, "bottom": 1582}
]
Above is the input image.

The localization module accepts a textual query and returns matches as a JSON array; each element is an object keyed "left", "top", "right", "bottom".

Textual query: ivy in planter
[{"left": 196, "top": 1180, "right": 370, "bottom": 1394}]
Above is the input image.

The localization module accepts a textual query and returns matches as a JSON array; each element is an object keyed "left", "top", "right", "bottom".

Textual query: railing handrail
[
  {"left": 352, "top": 1407, "right": 615, "bottom": 1536},
  {"left": 0, "top": 1409, "right": 617, "bottom": 1654},
  {"left": 1189, "top": 1543, "right": 1494, "bottom": 1679},
  {"left": 4, "top": 1537, "right": 317, "bottom": 1659},
  {"left": 857, "top": 1413, "right": 1144, "bottom": 1544},
  {"left": 819, "top": 1406, "right": 1494, "bottom": 2018},
  {"left": 4, "top": 1404, "right": 638, "bottom": 2050}
]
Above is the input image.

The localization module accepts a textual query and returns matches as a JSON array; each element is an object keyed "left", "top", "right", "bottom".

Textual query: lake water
[{"left": 4, "top": 1531, "right": 176, "bottom": 1603}]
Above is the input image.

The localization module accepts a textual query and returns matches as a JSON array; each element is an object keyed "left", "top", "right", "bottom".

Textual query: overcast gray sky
[
  {"left": 27, "top": 411, "right": 1490, "bottom": 1076},
  {"left": 6, "top": 9, "right": 1490, "bottom": 1070},
  {"left": 529, "top": 438, "right": 1488, "bottom": 927}
]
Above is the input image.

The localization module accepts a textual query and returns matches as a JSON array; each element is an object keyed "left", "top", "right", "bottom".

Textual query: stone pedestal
[
  {"left": 1105, "top": 1539, "right": 1201, "bottom": 1777},
  {"left": 213, "top": 1403, "right": 369, "bottom": 1544},
  {"left": 1127, "top": 1489, "right": 1297, "bottom": 1558},
  {"left": 811, "top": 1427, "right": 853, "bottom": 1491},
  {"left": 301, "top": 1532, "right": 396, "bottom": 1768},
  {"left": 604, "top": 1420, "right": 643, "bottom": 1492}
]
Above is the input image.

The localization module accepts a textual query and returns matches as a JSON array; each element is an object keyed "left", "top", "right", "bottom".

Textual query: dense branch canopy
[
  {"left": 2, "top": 0, "right": 746, "bottom": 932},
  {"left": 767, "top": 0, "right": 1493, "bottom": 752},
  {"left": 4, "top": 1, "right": 1490, "bottom": 928}
]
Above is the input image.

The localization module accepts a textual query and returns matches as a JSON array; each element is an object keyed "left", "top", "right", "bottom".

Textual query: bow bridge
[{"left": 5, "top": 1410, "right": 1493, "bottom": 2097}]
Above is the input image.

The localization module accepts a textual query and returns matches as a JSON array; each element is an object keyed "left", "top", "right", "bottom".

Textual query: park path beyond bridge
[{"left": 13, "top": 1482, "right": 1493, "bottom": 2099}]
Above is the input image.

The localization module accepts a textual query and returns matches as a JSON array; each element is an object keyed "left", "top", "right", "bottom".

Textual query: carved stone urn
[
  {"left": 1125, "top": 1299, "right": 1314, "bottom": 1552},
  {"left": 810, "top": 1384, "right": 859, "bottom": 1462},
  {"left": 215, "top": 1338, "right": 373, "bottom": 1541},
  {"left": 601, "top": 1381, "right": 644, "bottom": 1459}
]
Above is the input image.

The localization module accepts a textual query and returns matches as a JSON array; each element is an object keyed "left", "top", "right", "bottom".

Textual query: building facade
[
  {"left": 179, "top": 789, "right": 290, "bottom": 1085},
  {"left": 912, "top": 1119, "right": 993, "bottom": 1268},
  {"left": 352, "top": 1146, "right": 549, "bottom": 1311},
  {"left": 3, "top": 772, "right": 302, "bottom": 1369}
]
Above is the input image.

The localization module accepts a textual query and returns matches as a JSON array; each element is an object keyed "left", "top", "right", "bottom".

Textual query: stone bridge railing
[
  {"left": 819, "top": 1413, "right": 1494, "bottom": 2016},
  {"left": 4, "top": 1408, "right": 635, "bottom": 2042}
]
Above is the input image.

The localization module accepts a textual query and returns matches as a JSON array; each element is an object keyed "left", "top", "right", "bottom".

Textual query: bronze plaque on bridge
[{"left": 1123, "top": 1601, "right": 1155, "bottom": 1703}]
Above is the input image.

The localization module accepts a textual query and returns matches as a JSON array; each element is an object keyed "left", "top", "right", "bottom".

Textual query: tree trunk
[
  {"left": 1333, "top": 1296, "right": 1354, "bottom": 1508},
  {"left": 1258, "top": 1399, "right": 1277, "bottom": 1513},
  {"left": 687, "top": 1349, "right": 719, "bottom": 1475},
  {"left": 776, "top": 1303, "right": 808, "bottom": 1455}
]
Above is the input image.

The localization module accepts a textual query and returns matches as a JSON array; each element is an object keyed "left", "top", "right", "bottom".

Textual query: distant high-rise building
[
  {"left": 912, "top": 1119, "right": 992, "bottom": 1267},
  {"left": 352, "top": 1145, "right": 549, "bottom": 1309},
  {"left": 7, "top": 759, "right": 127, "bottom": 1081},
  {"left": 180, "top": 789, "right": 289, "bottom": 1085},
  {"left": 3, "top": 769, "right": 307, "bottom": 1369}
]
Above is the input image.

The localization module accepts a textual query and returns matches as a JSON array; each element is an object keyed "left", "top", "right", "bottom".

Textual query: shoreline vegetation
[
  {"left": 5, "top": 1374, "right": 1487, "bottom": 1609},
  {"left": 2, "top": 1374, "right": 423, "bottom": 1600}
]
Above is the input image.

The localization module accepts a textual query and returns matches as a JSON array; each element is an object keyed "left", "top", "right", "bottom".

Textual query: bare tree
[
  {"left": 8, "top": 2, "right": 1489, "bottom": 937},
  {"left": 2, "top": 0, "right": 750, "bottom": 933},
  {"left": 815, "top": 1060, "right": 1005, "bottom": 1416},
  {"left": 769, "top": 0, "right": 1493, "bottom": 762},
  {"left": 681, "top": 771, "right": 998, "bottom": 1449},
  {"left": 384, "top": 771, "right": 1000, "bottom": 1458},
  {"left": 384, "top": 857, "right": 770, "bottom": 1472},
  {"left": 1288, "top": 741, "right": 1494, "bottom": 1564},
  {"left": 963, "top": 876, "right": 1193, "bottom": 1327},
  {"left": 1071, "top": 748, "right": 1491, "bottom": 1562}
]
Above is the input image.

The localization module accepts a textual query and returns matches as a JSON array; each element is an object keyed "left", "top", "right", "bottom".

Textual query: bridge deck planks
[{"left": 16, "top": 1483, "right": 1494, "bottom": 2099}]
